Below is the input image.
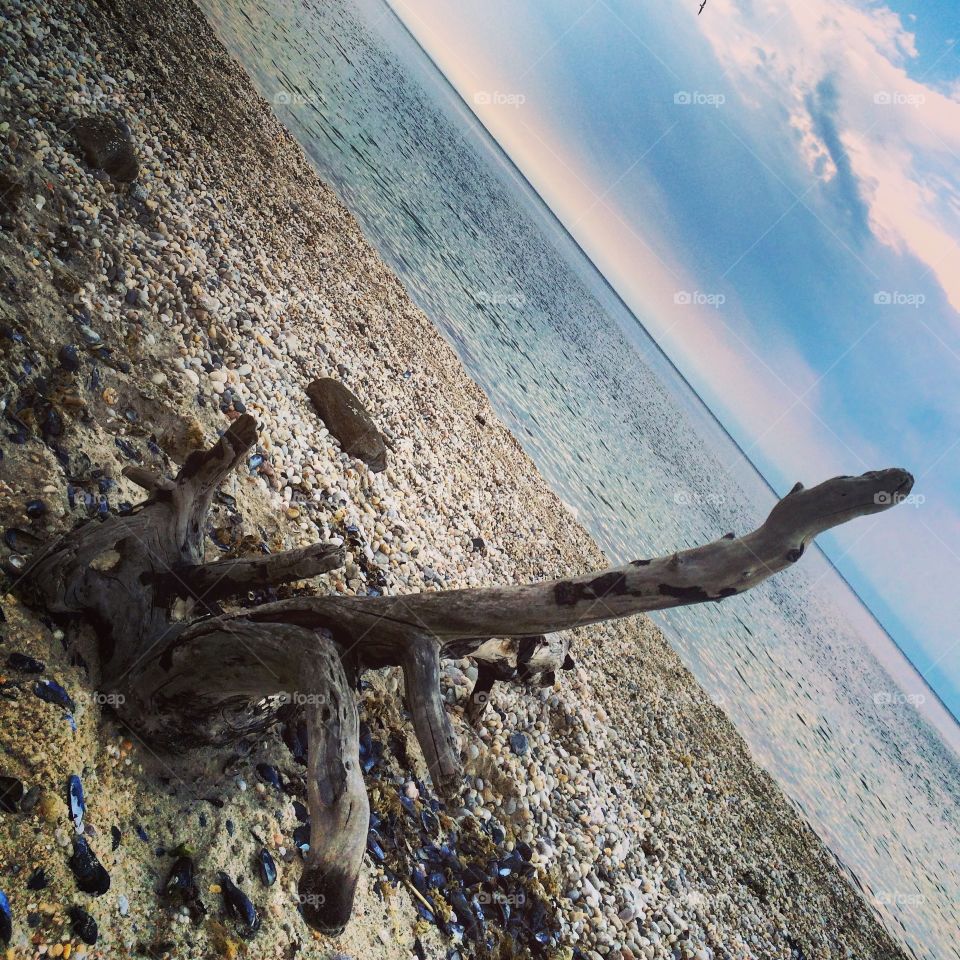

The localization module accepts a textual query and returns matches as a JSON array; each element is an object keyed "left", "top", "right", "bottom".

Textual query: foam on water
[{"left": 199, "top": 1, "right": 960, "bottom": 954}]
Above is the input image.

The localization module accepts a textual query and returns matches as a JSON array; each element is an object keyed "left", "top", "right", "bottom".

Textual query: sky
[{"left": 386, "top": 0, "right": 960, "bottom": 716}]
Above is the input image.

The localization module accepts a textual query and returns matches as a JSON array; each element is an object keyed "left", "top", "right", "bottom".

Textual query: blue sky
[{"left": 389, "top": 0, "right": 960, "bottom": 716}]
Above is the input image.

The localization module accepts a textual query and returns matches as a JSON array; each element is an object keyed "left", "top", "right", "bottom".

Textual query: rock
[
  {"left": 509, "top": 732, "right": 529, "bottom": 756},
  {"left": 306, "top": 378, "right": 387, "bottom": 472},
  {"left": 71, "top": 114, "right": 139, "bottom": 181}
]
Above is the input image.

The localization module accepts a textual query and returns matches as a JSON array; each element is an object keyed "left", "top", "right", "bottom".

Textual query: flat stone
[
  {"left": 70, "top": 114, "right": 139, "bottom": 181},
  {"left": 306, "top": 378, "right": 387, "bottom": 472}
]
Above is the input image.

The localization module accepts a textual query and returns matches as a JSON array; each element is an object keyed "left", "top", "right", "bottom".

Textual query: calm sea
[{"left": 199, "top": 1, "right": 960, "bottom": 954}]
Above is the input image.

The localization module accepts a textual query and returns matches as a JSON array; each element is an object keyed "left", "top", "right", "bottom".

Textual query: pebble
[{"left": 0, "top": 3, "right": 874, "bottom": 957}]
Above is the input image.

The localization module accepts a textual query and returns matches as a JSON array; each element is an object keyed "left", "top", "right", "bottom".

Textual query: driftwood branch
[
  {"left": 11, "top": 415, "right": 913, "bottom": 935},
  {"left": 148, "top": 542, "right": 345, "bottom": 604}
]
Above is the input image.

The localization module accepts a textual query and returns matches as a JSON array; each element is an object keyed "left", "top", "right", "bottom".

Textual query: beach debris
[
  {"left": 218, "top": 873, "right": 260, "bottom": 937},
  {"left": 163, "top": 855, "right": 205, "bottom": 921},
  {"left": 69, "top": 905, "right": 98, "bottom": 945},
  {"left": 33, "top": 678, "right": 75, "bottom": 712},
  {"left": 25, "top": 499, "right": 46, "bottom": 519},
  {"left": 26, "top": 868, "right": 47, "bottom": 891},
  {"left": 70, "top": 114, "right": 139, "bottom": 181},
  {"left": 255, "top": 762, "right": 281, "bottom": 790},
  {"left": 68, "top": 836, "right": 111, "bottom": 895},
  {"left": 306, "top": 378, "right": 387, "bottom": 472},
  {"left": 257, "top": 848, "right": 277, "bottom": 887},
  {"left": 0, "top": 776, "right": 25, "bottom": 813},
  {"left": 4, "top": 529, "right": 43, "bottom": 554},
  {"left": 0, "top": 890, "right": 11, "bottom": 945},
  {"left": 5, "top": 651, "right": 45, "bottom": 674},
  {"left": 67, "top": 774, "right": 85, "bottom": 831},
  {"left": 58, "top": 343, "right": 81, "bottom": 372}
]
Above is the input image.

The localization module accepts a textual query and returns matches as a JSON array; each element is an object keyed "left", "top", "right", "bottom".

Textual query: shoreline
[{"left": 0, "top": 0, "right": 910, "bottom": 958}]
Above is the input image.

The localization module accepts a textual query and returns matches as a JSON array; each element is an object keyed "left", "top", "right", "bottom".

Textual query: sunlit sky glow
[{"left": 388, "top": 0, "right": 960, "bottom": 716}]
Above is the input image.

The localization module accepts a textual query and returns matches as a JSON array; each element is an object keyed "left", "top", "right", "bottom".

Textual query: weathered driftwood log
[{"left": 10, "top": 414, "right": 913, "bottom": 934}]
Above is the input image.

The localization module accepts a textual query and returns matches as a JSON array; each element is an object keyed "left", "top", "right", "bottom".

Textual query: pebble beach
[{"left": 0, "top": 1, "right": 913, "bottom": 959}]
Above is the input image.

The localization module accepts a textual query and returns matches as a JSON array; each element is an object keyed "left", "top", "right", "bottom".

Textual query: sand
[{"left": 0, "top": 0, "right": 909, "bottom": 958}]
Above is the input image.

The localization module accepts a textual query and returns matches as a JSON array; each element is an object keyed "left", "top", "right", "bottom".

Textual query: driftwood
[{"left": 10, "top": 414, "right": 913, "bottom": 934}]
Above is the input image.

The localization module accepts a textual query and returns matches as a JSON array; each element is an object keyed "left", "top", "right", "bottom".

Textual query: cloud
[
  {"left": 702, "top": 0, "right": 960, "bottom": 312},
  {"left": 804, "top": 75, "right": 872, "bottom": 240}
]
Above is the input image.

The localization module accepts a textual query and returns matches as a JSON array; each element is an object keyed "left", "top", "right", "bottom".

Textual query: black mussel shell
[
  {"left": 257, "top": 848, "right": 277, "bottom": 887},
  {"left": 255, "top": 763, "right": 281, "bottom": 789},
  {"left": 164, "top": 856, "right": 199, "bottom": 902},
  {"left": 4, "top": 528, "right": 43, "bottom": 552},
  {"left": 59, "top": 344, "right": 81, "bottom": 372},
  {"left": 67, "top": 774, "right": 85, "bottom": 831},
  {"left": 26, "top": 868, "right": 47, "bottom": 890},
  {"left": 0, "top": 890, "right": 11, "bottom": 945},
  {"left": 281, "top": 717, "right": 307, "bottom": 765},
  {"left": 420, "top": 808, "right": 440, "bottom": 835},
  {"left": 293, "top": 823, "right": 311, "bottom": 852},
  {"left": 5, "top": 651, "right": 45, "bottom": 673},
  {"left": 68, "top": 906, "right": 98, "bottom": 945},
  {"left": 33, "top": 679, "right": 75, "bottom": 712},
  {"left": 366, "top": 829, "right": 386, "bottom": 863},
  {"left": 218, "top": 873, "right": 260, "bottom": 937},
  {"left": 69, "top": 837, "right": 110, "bottom": 895}
]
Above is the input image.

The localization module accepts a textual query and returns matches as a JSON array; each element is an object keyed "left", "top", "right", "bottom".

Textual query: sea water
[{"left": 198, "top": 1, "right": 960, "bottom": 954}]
